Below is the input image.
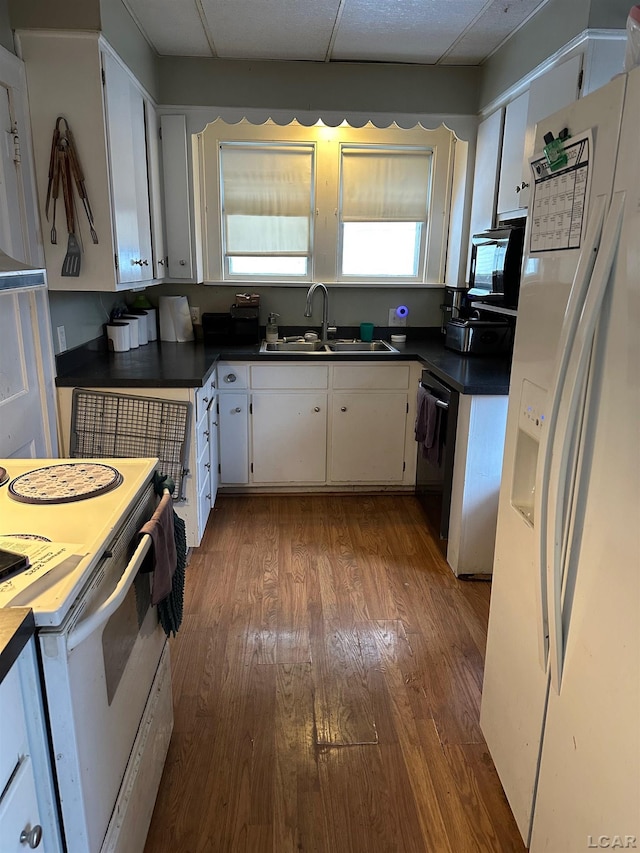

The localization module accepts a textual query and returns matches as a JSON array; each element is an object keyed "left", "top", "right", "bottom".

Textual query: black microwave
[{"left": 468, "top": 221, "right": 525, "bottom": 309}]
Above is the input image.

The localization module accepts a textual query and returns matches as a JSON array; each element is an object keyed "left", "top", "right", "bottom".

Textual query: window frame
[{"left": 201, "top": 119, "right": 456, "bottom": 286}]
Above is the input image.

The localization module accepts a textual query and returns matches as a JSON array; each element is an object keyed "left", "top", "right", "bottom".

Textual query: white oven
[{"left": 0, "top": 458, "right": 173, "bottom": 853}]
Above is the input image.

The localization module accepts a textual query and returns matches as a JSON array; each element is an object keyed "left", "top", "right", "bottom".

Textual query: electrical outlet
[
  {"left": 57, "top": 325, "right": 67, "bottom": 351},
  {"left": 190, "top": 306, "right": 201, "bottom": 325},
  {"left": 388, "top": 308, "right": 407, "bottom": 327}
]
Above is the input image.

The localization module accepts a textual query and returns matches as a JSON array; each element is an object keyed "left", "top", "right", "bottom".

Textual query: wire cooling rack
[{"left": 70, "top": 389, "right": 191, "bottom": 500}]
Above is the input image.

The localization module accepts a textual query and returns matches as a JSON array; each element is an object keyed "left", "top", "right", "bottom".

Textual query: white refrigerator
[{"left": 480, "top": 66, "right": 640, "bottom": 851}]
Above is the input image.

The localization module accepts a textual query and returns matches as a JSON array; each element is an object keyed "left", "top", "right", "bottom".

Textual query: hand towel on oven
[
  {"left": 139, "top": 491, "right": 177, "bottom": 605},
  {"left": 415, "top": 384, "right": 443, "bottom": 466}
]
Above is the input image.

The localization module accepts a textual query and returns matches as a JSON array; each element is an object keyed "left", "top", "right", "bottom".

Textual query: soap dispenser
[{"left": 266, "top": 312, "right": 280, "bottom": 343}]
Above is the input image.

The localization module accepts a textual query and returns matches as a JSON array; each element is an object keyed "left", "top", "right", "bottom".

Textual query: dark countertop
[
  {"left": 56, "top": 334, "right": 512, "bottom": 396},
  {"left": 0, "top": 607, "right": 35, "bottom": 685}
]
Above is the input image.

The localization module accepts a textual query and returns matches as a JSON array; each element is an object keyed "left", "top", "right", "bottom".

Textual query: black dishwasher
[{"left": 415, "top": 370, "right": 459, "bottom": 540}]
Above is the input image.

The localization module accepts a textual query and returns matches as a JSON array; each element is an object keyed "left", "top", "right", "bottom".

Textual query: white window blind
[
  {"left": 340, "top": 147, "right": 432, "bottom": 222},
  {"left": 220, "top": 143, "right": 314, "bottom": 255}
]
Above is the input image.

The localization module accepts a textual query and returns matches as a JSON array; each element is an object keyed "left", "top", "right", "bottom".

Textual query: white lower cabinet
[
  {"left": 252, "top": 392, "right": 327, "bottom": 483},
  {"left": 218, "top": 392, "right": 250, "bottom": 484},
  {"left": 217, "top": 360, "right": 421, "bottom": 490},
  {"left": 0, "top": 632, "right": 62, "bottom": 852},
  {"left": 330, "top": 391, "right": 408, "bottom": 482}
]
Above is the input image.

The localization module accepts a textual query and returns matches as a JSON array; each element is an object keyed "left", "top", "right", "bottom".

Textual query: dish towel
[
  {"left": 140, "top": 491, "right": 176, "bottom": 606},
  {"left": 141, "top": 472, "right": 188, "bottom": 637},
  {"left": 415, "top": 384, "right": 443, "bottom": 466}
]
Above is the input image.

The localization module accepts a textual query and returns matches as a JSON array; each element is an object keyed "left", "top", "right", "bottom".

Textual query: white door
[
  {"left": 218, "top": 392, "right": 249, "bottom": 484},
  {"left": 497, "top": 90, "right": 529, "bottom": 217},
  {"left": 208, "top": 392, "right": 219, "bottom": 508},
  {"left": 251, "top": 392, "right": 327, "bottom": 483},
  {"left": 529, "top": 65, "right": 640, "bottom": 852},
  {"left": 102, "top": 52, "right": 151, "bottom": 284},
  {"left": 330, "top": 391, "right": 407, "bottom": 483},
  {"left": 0, "top": 85, "right": 26, "bottom": 264},
  {"left": 0, "top": 287, "right": 57, "bottom": 458}
]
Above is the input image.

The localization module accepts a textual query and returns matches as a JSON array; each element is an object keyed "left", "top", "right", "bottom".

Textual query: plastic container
[
  {"left": 266, "top": 312, "right": 279, "bottom": 343},
  {"left": 391, "top": 334, "right": 406, "bottom": 345},
  {"left": 360, "top": 322, "right": 375, "bottom": 342}
]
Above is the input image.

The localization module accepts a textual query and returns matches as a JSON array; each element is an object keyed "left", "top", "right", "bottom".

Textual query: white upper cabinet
[
  {"left": 18, "top": 31, "right": 164, "bottom": 291},
  {"left": 496, "top": 90, "right": 530, "bottom": 218},
  {"left": 0, "top": 45, "right": 43, "bottom": 268},
  {"left": 468, "top": 108, "right": 504, "bottom": 236}
]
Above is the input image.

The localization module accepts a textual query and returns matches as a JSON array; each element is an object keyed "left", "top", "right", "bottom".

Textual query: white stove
[
  {"left": 0, "top": 457, "right": 157, "bottom": 627},
  {"left": 0, "top": 456, "right": 173, "bottom": 853}
]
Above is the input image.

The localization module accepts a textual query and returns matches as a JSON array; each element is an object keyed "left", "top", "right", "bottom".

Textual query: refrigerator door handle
[
  {"left": 534, "top": 193, "right": 607, "bottom": 672},
  {"left": 546, "top": 190, "right": 626, "bottom": 694}
]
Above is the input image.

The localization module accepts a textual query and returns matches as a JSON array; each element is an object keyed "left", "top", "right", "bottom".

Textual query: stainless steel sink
[
  {"left": 258, "top": 339, "right": 399, "bottom": 354},
  {"left": 326, "top": 340, "right": 398, "bottom": 353},
  {"left": 260, "top": 340, "right": 326, "bottom": 352}
]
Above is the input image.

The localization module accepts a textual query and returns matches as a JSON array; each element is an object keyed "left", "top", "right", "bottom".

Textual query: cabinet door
[
  {"left": 144, "top": 101, "right": 167, "bottom": 280},
  {"left": 496, "top": 90, "right": 529, "bottom": 217},
  {"left": 330, "top": 392, "right": 408, "bottom": 483},
  {"left": 218, "top": 392, "right": 249, "bottom": 484},
  {"left": 160, "top": 114, "right": 193, "bottom": 279},
  {"left": 103, "top": 52, "right": 152, "bottom": 284},
  {"left": 468, "top": 108, "right": 504, "bottom": 237},
  {"left": 519, "top": 54, "right": 583, "bottom": 208},
  {"left": 252, "top": 392, "right": 327, "bottom": 483},
  {"left": 208, "top": 394, "right": 219, "bottom": 508}
]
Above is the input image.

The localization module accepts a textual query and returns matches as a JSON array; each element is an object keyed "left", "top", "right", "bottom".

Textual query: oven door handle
[
  {"left": 419, "top": 383, "right": 449, "bottom": 410},
  {"left": 67, "top": 535, "right": 153, "bottom": 652}
]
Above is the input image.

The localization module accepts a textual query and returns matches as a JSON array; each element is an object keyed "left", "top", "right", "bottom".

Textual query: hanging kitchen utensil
[
  {"left": 46, "top": 117, "right": 98, "bottom": 266},
  {"left": 60, "top": 146, "right": 81, "bottom": 277},
  {"left": 66, "top": 125, "right": 98, "bottom": 244}
]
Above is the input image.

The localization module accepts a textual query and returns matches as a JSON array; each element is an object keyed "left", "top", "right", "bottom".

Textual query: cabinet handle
[
  {"left": 131, "top": 258, "right": 148, "bottom": 266},
  {"left": 314, "top": 406, "right": 320, "bottom": 412},
  {"left": 205, "top": 462, "right": 211, "bottom": 469},
  {"left": 179, "top": 259, "right": 187, "bottom": 266},
  {"left": 234, "top": 407, "right": 242, "bottom": 413},
  {"left": 203, "top": 396, "right": 209, "bottom": 403},
  {"left": 20, "top": 825, "right": 43, "bottom": 848},
  {"left": 515, "top": 180, "right": 530, "bottom": 193},
  {"left": 341, "top": 406, "right": 347, "bottom": 412},
  {"left": 206, "top": 494, "right": 211, "bottom": 500},
  {"left": 204, "top": 430, "right": 209, "bottom": 438},
  {"left": 211, "top": 421, "right": 218, "bottom": 426},
  {"left": 158, "top": 258, "right": 165, "bottom": 266},
  {"left": 224, "top": 374, "right": 237, "bottom": 383}
]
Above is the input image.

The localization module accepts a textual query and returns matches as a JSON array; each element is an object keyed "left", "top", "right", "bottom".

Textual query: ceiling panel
[
  {"left": 200, "top": 0, "right": 341, "bottom": 61},
  {"left": 331, "top": 0, "right": 493, "bottom": 64},
  {"left": 126, "top": 0, "right": 213, "bottom": 56},
  {"left": 124, "top": 0, "right": 551, "bottom": 65},
  {"left": 441, "top": 0, "right": 551, "bottom": 64}
]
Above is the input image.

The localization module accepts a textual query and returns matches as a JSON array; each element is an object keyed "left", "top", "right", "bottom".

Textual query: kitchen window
[{"left": 201, "top": 119, "right": 455, "bottom": 285}]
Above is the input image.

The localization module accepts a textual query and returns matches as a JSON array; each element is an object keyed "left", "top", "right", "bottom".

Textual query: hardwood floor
[{"left": 144, "top": 495, "right": 525, "bottom": 853}]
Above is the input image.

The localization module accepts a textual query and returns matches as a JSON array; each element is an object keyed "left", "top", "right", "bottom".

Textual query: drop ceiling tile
[
  {"left": 441, "top": 0, "right": 551, "bottom": 63},
  {"left": 331, "top": 0, "right": 491, "bottom": 63},
  {"left": 126, "top": 0, "right": 213, "bottom": 55},
  {"left": 200, "top": 0, "right": 341, "bottom": 61}
]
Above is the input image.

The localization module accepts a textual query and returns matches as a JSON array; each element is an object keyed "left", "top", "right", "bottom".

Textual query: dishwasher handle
[{"left": 419, "top": 381, "right": 450, "bottom": 410}]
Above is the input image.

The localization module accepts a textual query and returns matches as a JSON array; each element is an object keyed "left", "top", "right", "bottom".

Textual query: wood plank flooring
[{"left": 144, "top": 495, "right": 525, "bottom": 853}]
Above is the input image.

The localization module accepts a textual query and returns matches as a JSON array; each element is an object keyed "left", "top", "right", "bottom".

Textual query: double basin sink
[{"left": 260, "top": 339, "right": 399, "bottom": 354}]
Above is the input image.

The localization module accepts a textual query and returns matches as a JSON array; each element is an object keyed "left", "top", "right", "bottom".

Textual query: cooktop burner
[
  {"left": 0, "top": 467, "right": 8, "bottom": 487},
  {"left": 8, "top": 463, "right": 123, "bottom": 504}
]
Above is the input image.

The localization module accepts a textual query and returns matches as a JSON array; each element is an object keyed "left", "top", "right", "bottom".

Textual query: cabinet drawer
[
  {"left": 332, "top": 364, "right": 410, "bottom": 390},
  {"left": 0, "top": 755, "right": 41, "bottom": 850},
  {"left": 250, "top": 364, "right": 329, "bottom": 390},
  {"left": 195, "top": 384, "right": 216, "bottom": 421},
  {"left": 218, "top": 362, "right": 248, "bottom": 389},
  {"left": 0, "top": 665, "right": 28, "bottom": 793}
]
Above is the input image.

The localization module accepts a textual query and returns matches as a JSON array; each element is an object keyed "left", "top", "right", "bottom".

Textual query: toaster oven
[{"left": 445, "top": 318, "right": 513, "bottom": 355}]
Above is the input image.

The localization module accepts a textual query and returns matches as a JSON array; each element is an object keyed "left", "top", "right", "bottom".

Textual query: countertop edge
[{"left": 0, "top": 607, "right": 35, "bottom": 685}]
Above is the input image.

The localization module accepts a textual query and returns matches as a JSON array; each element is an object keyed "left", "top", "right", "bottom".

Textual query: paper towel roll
[{"left": 159, "top": 296, "right": 194, "bottom": 342}]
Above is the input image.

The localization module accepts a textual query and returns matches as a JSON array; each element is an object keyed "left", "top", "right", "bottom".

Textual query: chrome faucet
[{"left": 304, "top": 282, "right": 330, "bottom": 342}]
